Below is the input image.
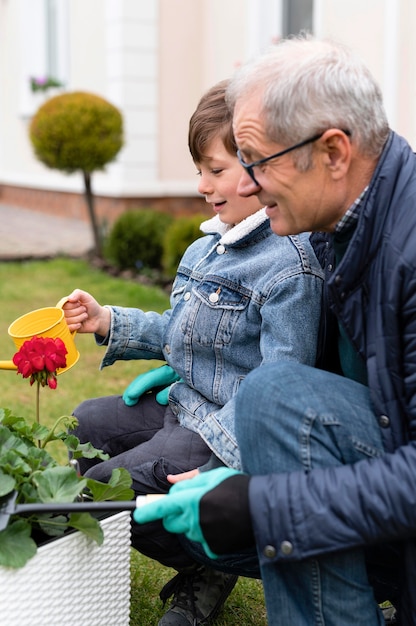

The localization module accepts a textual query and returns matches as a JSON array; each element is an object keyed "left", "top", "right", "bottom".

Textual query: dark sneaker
[{"left": 158, "top": 565, "right": 238, "bottom": 625}]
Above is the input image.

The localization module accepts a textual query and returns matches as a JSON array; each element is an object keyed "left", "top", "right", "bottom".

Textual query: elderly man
[{"left": 135, "top": 35, "right": 416, "bottom": 625}]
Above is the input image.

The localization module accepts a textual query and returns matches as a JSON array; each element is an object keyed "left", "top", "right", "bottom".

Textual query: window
[
  {"left": 19, "top": 0, "right": 69, "bottom": 116},
  {"left": 45, "top": 0, "right": 68, "bottom": 84},
  {"left": 282, "top": 0, "right": 314, "bottom": 36},
  {"left": 246, "top": 0, "right": 314, "bottom": 59}
]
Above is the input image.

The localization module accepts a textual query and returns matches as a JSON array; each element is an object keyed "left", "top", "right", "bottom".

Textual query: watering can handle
[{"left": 56, "top": 297, "right": 77, "bottom": 338}]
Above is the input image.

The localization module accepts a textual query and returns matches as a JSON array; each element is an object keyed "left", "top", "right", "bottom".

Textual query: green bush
[
  {"left": 104, "top": 209, "right": 174, "bottom": 271},
  {"left": 29, "top": 91, "right": 123, "bottom": 173},
  {"left": 162, "top": 214, "right": 206, "bottom": 278}
]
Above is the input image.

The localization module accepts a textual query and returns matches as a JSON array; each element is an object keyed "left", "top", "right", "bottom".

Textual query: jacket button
[
  {"left": 216, "top": 244, "right": 226, "bottom": 255},
  {"left": 335, "top": 274, "right": 342, "bottom": 285},
  {"left": 184, "top": 292, "right": 191, "bottom": 301},
  {"left": 164, "top": 344, "right": 171, "bottom": 354},
  {"left": 263, "top": 545, "right": 276, "bottom": 558},
  {"left": 209, "top": 292, "right": 219, "bottom": 303},
  {"left": 327, "top": 264, "right": 333, "bottom": 272},
  {"left": 280, "top": 540, "right": 293, "bottom": 555},
  {"left": 379, "top": 414, "right": 390, "bottom": 428}
]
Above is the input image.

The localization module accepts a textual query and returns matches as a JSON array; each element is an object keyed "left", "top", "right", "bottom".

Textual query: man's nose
[{"left": 237, "top": 169, "right": 261, "bottom": 197}]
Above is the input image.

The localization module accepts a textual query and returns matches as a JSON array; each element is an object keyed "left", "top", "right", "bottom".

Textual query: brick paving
[{"left": 0, "top": 204, "right": 93, "bottom": 259}]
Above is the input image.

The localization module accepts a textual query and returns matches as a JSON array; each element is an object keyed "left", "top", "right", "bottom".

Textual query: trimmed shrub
[
  {"left": 162, "top": 214, "right": 206, "bottom": 278},
  {"left": 29, "top": 91, "right": 123, "bottom": 173},
  {"left": 104, "top": 209, "right": 174, "bottom": 271}
]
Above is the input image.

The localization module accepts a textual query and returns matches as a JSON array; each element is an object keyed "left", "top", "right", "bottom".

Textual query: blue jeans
[{"left": 235, "top": 362, "right": 387, "bottom": 626}]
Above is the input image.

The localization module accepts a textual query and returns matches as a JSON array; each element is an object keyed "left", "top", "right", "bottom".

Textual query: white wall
[
  {"left": 315, "top": 0, "right": 416, "bottom": 148},
  {"left": 1, "top": 0, "right": 416, "bottom": 201}
]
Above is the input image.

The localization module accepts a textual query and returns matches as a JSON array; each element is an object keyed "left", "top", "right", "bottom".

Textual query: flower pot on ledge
[{"left": 0, "top": 511, "right": 131, "bottom": 626}]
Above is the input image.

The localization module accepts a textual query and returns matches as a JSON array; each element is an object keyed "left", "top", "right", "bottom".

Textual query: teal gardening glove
[
  {"left": 122, "top": 364, "right": 182, "bottom": 406},
  {"left": 133, "top": 467, "right": 252, "bottom": 559}
]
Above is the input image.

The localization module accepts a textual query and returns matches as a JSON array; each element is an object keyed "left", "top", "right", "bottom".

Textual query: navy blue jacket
[{"left": 249, "top": 132, "right": 416, "bottom": 624}]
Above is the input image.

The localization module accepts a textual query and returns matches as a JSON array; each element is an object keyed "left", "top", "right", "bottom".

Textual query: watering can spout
[
  {"left": 0, "top": 298, "right": 79, "bottom": 373},
  {"left": 0, "top": 360, "right": 17, "bottom": 371}
]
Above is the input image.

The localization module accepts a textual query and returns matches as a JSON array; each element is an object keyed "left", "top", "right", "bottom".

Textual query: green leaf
[
  {"left": 34, "top": 466, "right": 88, "bottom": 502},
  {"left": 0, "top": 470, "right": 15, "bottom": 497},
  {"left": 0, "top": 520, "right": 37, "bottom": 568},
  {"left": 66, "top": 435, "right": 109, "bottom": 461},
  {"left": 24, "top": 445, "right": 56, "bottom": 471},
  {"left": 0, "top": 407, "right": 10, "bottom": 423},
  {"left": 37, "top": 513, "right": 70, "bottom": 538},
  {"left": 67, "top": 512, "right": 104, "bottom": 544},
  {"left": 30, "top": 422, "right": 51, "bottom": 442},
  {"left": 0, "top": 425, "right": 30, "bottom": 457},
  {"left": 86, "top": 467, "right": 133, "bottom": 502},
  {"left": 0, "top": 450, "right": 32, "bottom": 477},
  {"left": 1, "top": 412, "right": 43, "bottom": 443}
]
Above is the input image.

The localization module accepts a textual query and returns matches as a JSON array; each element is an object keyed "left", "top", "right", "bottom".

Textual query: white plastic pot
[{"left": 0, "top": 511, "right": 131, "bottom": 626}]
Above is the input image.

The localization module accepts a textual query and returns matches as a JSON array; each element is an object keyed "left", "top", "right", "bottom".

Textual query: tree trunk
[{"left": 82, "top": 170, "right": 102, "bottom": 258}]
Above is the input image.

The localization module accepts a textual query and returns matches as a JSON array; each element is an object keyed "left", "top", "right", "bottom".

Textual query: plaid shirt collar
[{"left": 334, "top": 186, "right": 369, "bottom": 233}]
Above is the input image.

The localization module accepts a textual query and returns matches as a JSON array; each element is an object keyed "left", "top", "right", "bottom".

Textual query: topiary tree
[{"left": 29, "top": 91, "right": 124, "bottom": 258}]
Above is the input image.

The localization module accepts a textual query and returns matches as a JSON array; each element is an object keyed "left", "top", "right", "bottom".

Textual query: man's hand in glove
[
  {"left": 122, "top": 364, "right": 181, "bottom": 406},
  {"left": 133, "top": 467, "right": 254, "bottom": 559}
]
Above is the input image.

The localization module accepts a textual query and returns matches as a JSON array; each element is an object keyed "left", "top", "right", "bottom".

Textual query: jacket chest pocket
[{"left": 181, "top": 280, "right": 250, "bottom": 347}]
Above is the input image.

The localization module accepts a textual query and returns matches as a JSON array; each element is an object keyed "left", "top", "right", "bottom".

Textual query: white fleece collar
[{"left": 200, "top": 207, "right": 268, "bottom": 244}]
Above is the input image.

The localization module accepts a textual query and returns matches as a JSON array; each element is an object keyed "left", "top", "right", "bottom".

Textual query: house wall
[
  {"left": 0, "top": 0, "right": 415, "bottom": 224},
  {"left": 315, "top": 0, "right": 416, "bottom": 144}
]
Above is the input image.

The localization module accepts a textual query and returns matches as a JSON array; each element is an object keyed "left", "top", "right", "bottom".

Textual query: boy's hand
[{"left": 61, "top": 289, "right": 110, "bottom": 335}]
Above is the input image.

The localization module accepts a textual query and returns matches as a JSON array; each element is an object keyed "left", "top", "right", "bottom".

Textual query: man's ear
[{"left": 320, "top": 129, "right": 351, "bottom": 179}]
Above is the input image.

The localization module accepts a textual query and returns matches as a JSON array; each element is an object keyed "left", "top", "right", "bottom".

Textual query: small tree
[{"left": 29, "top": 91, "right": 124, "bottom": 258}]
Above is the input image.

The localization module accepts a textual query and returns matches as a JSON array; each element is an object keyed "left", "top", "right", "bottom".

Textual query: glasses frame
[{"left": 237, "top": 130, "right": 351, "bottom": 186}]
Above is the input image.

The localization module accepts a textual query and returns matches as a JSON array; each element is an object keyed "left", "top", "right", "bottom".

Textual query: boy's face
[{"left": 195, "top": 136, "right": 262, "bottom": 225}]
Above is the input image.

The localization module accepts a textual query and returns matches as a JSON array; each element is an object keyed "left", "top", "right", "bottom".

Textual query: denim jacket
[{"left": 99, "top": 208, "right": 324, "bottom": 468}]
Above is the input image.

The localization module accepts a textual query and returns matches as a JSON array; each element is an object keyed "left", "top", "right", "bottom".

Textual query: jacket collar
[
  {"left": 332, "top": 131, "right": 414, "bottom": 286},
  {"left": 200, "top": 207, "right": 269, "bottom": 244}
]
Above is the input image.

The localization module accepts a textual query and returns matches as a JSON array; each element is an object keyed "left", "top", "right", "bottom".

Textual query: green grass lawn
[{"left": 0, "top": 258, "right": 267, "bottom": 626}]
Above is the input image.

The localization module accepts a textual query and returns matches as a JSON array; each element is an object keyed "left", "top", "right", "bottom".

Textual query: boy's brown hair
[{"left": 188, "top": 79, "right": 237, "bottom": 163}]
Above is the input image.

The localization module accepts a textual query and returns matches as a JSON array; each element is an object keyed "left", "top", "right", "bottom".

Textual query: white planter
[{"left": 0, "top": 511, "right": 131, "bottom": 626}]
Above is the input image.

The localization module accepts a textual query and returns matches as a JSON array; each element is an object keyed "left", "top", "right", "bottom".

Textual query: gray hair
[{"left": 227, "top": 34, "right": 389, "bottom": 168}]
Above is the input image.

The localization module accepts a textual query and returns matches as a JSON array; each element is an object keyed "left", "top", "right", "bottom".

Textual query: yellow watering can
[{"left": 0, "top": 297, "right": 79, "bottom": 374}]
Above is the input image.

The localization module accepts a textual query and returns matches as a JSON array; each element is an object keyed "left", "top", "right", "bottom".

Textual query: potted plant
[
  {"left": 0, "top": 336, "right": 134, "bottom": 625},
  {"left": 30, "top": 76, "right": 65, "bottom": 94}
]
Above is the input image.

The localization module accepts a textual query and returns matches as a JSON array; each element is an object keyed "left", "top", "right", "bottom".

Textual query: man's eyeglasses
[{"left": 237, "top": 130, "right": 351, "bottom": 186}]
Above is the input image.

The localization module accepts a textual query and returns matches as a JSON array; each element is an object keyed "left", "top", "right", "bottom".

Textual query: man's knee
[
  {"left": 235, "top": 361, "right": 313, "bottom": 450},
  {"left": 237, "top": 362, "right": 306, "bottom": 413}
]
